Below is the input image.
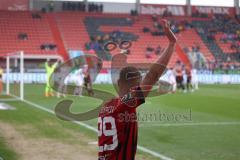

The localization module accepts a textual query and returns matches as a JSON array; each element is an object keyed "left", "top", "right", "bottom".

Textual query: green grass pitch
[{"left": 0, "top": 84, "right": 240, "bottom": 160}]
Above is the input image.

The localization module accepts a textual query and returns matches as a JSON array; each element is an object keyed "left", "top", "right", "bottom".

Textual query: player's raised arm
[
  {"left": 45, "top": 60, "right": 50, "bottom": 69},
  {"left": 141, "top": 19, "right": 177, "bottom": 97},
  {"left": 52, "top": 59, "right": 60, "bottom": 69}
]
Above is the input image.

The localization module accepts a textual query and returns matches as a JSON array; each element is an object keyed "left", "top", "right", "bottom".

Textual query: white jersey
[
  {"left": 191, "top": 69, "right": 199, "bottom": 90},
  {"left": 161, "top": 69, "right": 176, "bottom": 92},
  {"left": 64, "top": 71, "right": 74, "bottom": 85},
  {"left": 166, "top": 69, "right": 176, "bottom": 84},
  {"left": 191, "top": 69, "right": 198, "bottom": 82},
  {"left": 74, "top": 68, "right": 84, "bottom": 86},
  {"left": 183, "top": 70, "right": 187, "bottom": 84}
]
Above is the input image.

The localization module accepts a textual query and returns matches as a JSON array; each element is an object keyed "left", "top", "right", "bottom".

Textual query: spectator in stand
[
  {"left": 152, "top": 14, "right": 158, "bottom": 22},
  {"left": 32, "top": 13, "right": 41, "bottom": 19},
  {"left": 92, "top": 40, "right": 100, "bottom": 52},
  {"left": 97, "top": 35, "right": 104, "bottom": 44},
  {"left": 163, "top": 9, "right": 172, "bottom": 17},
  {"left": 88, "top": 3, "right": 102, "bottom": 12},
  {"left": 40, "top": 44, "right": 56, "bottom": 51},
  {"left": 88, "top": 49, "right": 96, "bottom": 55},
  {"left": 170, "top": 22, "right": 179, "bottom": 33},
  {"left": 184, "top": 21, "right": 193, "bottom": 29},
  {"left": 153, "top": 21, "right": 160, "bottom": 29},
  {"left": 149, "top": 19, "right": 192, "bottom": 36},
  {"left": 18, "top": 33, "right": 28, "bottom": 40},
  {"left": 178, "top": 24, "right": 184, "bottom": 32},
  {"left": 48, "top": 2, "right": 54, "bottom": 12},
  {"left": 130, "top": 10, "right": 138, "bottom": 16},
  {"left": 236, "top": 30, "right": 240, "bottom": 37},
  {"left": 103, "top": 34, "right": 110, "bottom": 43},
  {"left": 111, "top": 30, "right": 123, "bottom": 42},
  {"left": 77, "top": 2, "right": 86, "bottom": 11},
  {"left": 63, "top": 2, "right": 102, "bottom": 12},
  {"left": 183, "top": 47, "right": 190, "bottom": 53},
  {"left": 143, "top": 27, "right": 150, "bottom": 33},
  {"left": 155, "top": 45, "right": 162, "bottom": 55},
  {"left": 220, "top": 33, "right": 228, "bottom": 43},
  {"left": 145, "top": 45, "right": 154, "bottom": 58},
  {"left": 207, "top": 33, "right": 215, "bottom": 41},
  {"left": 197, "top": 27, "right": 205, "bottom": 34},
  {"left": 99, "top": 4, "right": 103, "bottom": 12}
]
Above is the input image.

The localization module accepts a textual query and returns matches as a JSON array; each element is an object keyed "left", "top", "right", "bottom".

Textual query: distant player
[
  {"left": 56, "top": 61, "right": 67, "bottom": 98},
  {"left": 83, "top": 65, "right": 94, "bottom": 96},
  {"left": 165, "top": 68, "right": 176, "bottom": 93},
  {"left": 174, "top": 62, "right": 185, "bottom": 92},
  {"left": 0, "top": 66, "right": 3, "bottom": 95},
  {"left": 62, "top": 68, "right": 75, "bottom": 96},
  {"left": 98, "top": 19, "right": 177, "bottom": 160},
  {"left": 74, "top": 67, "right": 84, "bottom": 96},
  {"left": 45, "top": 59, "right": 59, "bottom": 97},
  {"left": 185, "top": 66, "right": 193, "bottom": 92},
  {"left": 191, "top": 68, "right": 199, "bottom": 90}
]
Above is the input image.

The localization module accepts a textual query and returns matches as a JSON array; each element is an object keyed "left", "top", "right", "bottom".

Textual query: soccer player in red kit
[
  {"left": 185, "top": 65, "right": 193, "bottom": 91},
  {"left": 98, "top": 19, "right": 177, "bottom": 160}
]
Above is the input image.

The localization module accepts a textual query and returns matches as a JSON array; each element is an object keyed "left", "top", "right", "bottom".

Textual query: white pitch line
[
  {"left": 137, "top": 146, "right": 174, "bottom": 160},
  {"left": 88, "top": 141, "right": 98, "bottom": 145},
  {"left": 22, "top": 99, "right": 98, "bottom": 133},
  {"left": 21, "top": 99, "right": 174, "bottom": 160},
  {"left": 139, "top": 121, "right": 240, "bottom": 127}
]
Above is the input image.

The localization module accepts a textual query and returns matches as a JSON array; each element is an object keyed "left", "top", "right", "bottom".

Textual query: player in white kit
[
  {"left": 74, "top": 68, "right": 84, "bottom": 96},
  {"left": 191, "top": 68, "right": 199, "bottom": 90},
  {"left": 167, "top": 68, "right": 177, "bottom": 93}
]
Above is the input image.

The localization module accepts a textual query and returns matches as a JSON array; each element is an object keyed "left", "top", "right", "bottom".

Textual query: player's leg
[
  {"left": 49, "top": 87, "right": 54, "bottom": 97},
  {"left": 78, "top": 79, "right": 83, "bottom": 96},
  {"left": 45, "top": 85, "right": 50, "bottom": 97},
  {"left": 186, "top": 78, "right": 190, "bottom": 91},
  {"left": 57, "top": 82, "right": 64, "bottom": 98},
  {"left": 84, "top": 82, "right": 89, "bottom": 95},
  {"left": 74, "top": 86, "right": 79, "bottom": 95},
  {"left": 172, "top": 82, "right": 177, "bottom": 93},
  {"left": 63, "top": 85, "right": 67, "bottom": 97},
  {"left": 180, "top": 77, "right": 186, "bottom": 92},
  {"left": 87, "top": 83, "right": 94, "bottom": 96},
  {"left": 195, "top": 80, "right": 199, "bottom": 90},
  {"left": 189, "top": 77, "right": 193, "bottom": 92},
  {"left": 45, "top": 79, "right": 54, "bottom": 97},
  {"left": 79, "top": 85, "right": 83, "bottom": 96},
  {"left": 62, "top": 77, "right": 69, "bottom": 97},
  {"left": 192, "top": 79, "right": 198, "bottom": 90},
  {"left": 45, "top": 76, "right": 51, "bottom": 97},
  {"left": 176, "top": 76, "right": 180, "bottom": 90}
]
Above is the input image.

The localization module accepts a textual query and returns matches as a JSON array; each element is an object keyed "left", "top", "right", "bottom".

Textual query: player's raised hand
[
  {"left": 141, "top": 19, "right": 177, "bottom": 97},
  {"left": 160, "top": 19, "right": 177, "bottom": 43}
]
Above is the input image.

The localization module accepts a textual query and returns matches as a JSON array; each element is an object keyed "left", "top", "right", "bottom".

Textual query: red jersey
[
  {"left": 98, "top": 86, "right": 145, "bottom": 160},
  {"left": 175, "top": 67, "right": 183, "bottom": 77},
  {"left": 185, "top": 68, "right": 191, "bottom": 77}
]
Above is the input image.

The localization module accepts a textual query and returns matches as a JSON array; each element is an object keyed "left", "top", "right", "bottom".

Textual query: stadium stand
[
  {"left": 0, "top": 11, "right": 58, "bottom": 56},
  {"left": 0, "top": 10, "right": 240, "bottom": 70},
  {"left": 193, "top": 14, "right": 240, "bottom": 62}
]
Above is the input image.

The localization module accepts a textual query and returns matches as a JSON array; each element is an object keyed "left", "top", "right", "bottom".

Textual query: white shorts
[{"left": 75, "top": 78, "right": 84, "bottom": 86}]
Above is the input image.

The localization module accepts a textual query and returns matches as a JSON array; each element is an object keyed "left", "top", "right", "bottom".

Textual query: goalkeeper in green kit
[{"left": 45, "top": 59, "right": 59, "bottom": 97}]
